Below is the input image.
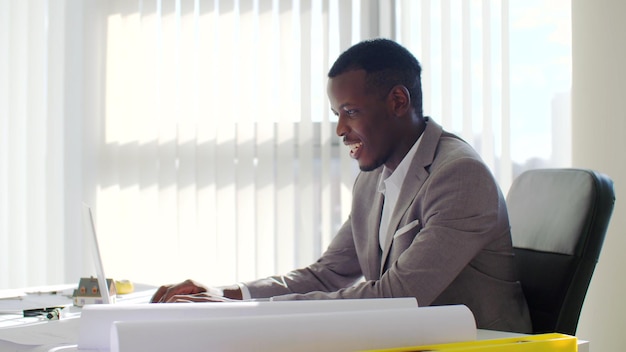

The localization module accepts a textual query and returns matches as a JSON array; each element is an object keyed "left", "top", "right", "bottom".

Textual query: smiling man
[{"left": 151, "top": 39, "right": 532, "bottom": 333}]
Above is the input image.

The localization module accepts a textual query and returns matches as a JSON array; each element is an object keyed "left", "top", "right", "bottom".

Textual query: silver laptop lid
[{"left": 82, "top": 203, "right": 112, "bottom": 304}]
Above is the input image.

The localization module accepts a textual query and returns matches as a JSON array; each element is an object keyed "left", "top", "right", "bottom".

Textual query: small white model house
[{"left": 72, "top": 277, "right": 117, "bottom": 306}]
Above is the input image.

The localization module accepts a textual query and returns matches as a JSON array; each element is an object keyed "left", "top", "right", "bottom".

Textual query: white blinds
[
  {"left": 0, "top": 0, "right": 66, "bottom": 288},
  {"left": 1, "top": 0, "right": 571, "bottom": 289},
  {"left": 92, "top": 0, "right": 360, "bottom": 286},
  {"left": 396, "top": 0, "right": 514, "bottom": 188}
]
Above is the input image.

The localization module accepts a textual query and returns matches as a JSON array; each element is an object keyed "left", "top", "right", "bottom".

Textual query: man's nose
[{"left": 336, "top": 115, "right": 348, "bottom": 137}]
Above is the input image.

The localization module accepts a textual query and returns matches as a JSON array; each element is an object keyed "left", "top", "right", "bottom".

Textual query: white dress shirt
[{"left": 377, "top": 137, "right": 422, "bottom": 251}]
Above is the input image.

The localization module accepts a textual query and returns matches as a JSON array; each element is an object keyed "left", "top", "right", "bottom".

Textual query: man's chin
[{"left": 358, "top": 160, "right": 383, "bottom": 172}]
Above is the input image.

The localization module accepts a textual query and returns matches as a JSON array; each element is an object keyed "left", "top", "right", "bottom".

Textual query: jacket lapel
[
  {"left": 367, "top": 189, "right": 385, "bottom": 279},
  {"left": 379, "top": 118, "right": 443, "bottom": 275}
]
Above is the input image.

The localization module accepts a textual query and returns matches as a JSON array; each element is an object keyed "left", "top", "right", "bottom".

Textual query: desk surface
[
  {"left": 1, "top": 284, "right": 155, "bottom": 352},
  {"left": 0, "top": 285, "right": 589, "bottom": 352}
]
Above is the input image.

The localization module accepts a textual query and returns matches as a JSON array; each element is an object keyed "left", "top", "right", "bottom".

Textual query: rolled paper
[
  {"left": 78, "top": 297, "right": 419, "bottom": 350},
  {"left": 110, "top": 305, "right": 476, "bottom": 352}
]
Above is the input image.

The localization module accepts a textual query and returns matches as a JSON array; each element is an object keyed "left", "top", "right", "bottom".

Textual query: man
[{"left": 151, "top": 38, "right": 532, "bottom": 333}]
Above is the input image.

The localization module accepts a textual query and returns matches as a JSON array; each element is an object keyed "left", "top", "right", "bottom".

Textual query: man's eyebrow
[{"left": 338, "top": 103, "right": 352, "bottom": 110}]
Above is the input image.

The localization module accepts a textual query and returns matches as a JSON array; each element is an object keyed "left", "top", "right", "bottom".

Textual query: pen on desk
[{"left": 25, "top": 290, "right": 59, "bottom": 295}]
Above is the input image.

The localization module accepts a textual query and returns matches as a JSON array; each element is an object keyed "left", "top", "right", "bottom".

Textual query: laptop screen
[{"left": 82, "top": 203, "right": 112, "bottom": 304}]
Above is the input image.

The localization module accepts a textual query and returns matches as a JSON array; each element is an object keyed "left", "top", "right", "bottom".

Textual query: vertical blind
[
  {"left": 93, "top": 0, "right": 361, "bottom": 286},
  {"left": 1, "top": 0, "right": 570, "bottom": 289},
  {"left": 0, "top": 0, "right": 67, "bottom": 288}
]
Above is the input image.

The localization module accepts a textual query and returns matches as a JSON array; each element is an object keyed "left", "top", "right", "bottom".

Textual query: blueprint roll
[
  {"left": 79, "top": 297, "right": 418, "bottom": 350},
  {"left": 110, "top": 305, "right": 476, "bottom": 352}
]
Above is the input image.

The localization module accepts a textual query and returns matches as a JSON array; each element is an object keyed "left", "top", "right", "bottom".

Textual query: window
[{"left": 0, "top": 0, "right": 571, "bottom": 289}]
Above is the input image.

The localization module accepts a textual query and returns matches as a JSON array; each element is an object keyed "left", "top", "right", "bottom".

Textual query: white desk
[
  {"left": 0, "top": 285, "right": 589, "bottom": 352},
  {"left": 0, "top": 283, "right": 156, "bottom": 351}
]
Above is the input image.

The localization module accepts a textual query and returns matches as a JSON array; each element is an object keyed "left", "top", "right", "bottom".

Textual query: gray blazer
[{"left": 244, "top": 118, "right": 532, "bottom": 333}]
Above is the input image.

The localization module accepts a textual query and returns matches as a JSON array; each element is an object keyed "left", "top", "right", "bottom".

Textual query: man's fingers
[
  {"left": 167, "top": 293, "right": 229, "bottom": 303},
  {"left": 154, "top": 280, "right": 208, "bottom": 303},
  {"left": 150, "top": 285, "right": 171, "bottom": 303}
]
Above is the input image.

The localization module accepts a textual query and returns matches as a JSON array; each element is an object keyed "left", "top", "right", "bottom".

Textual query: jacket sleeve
[
  {"left": 243, "top": 216, "right": 365, "bottom": 298},
  {"left": 245, "top": 157, "right": 508, "bottom": 304}
]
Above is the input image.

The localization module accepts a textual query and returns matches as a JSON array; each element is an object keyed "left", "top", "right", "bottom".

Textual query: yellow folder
[{"left": 360, "top": 333, "right": 577, "bottom": 352}]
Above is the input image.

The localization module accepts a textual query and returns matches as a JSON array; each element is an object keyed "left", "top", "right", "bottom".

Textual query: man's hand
[
  {"left": 150, "top": 279, "right": 211, "bottom": 303},
  {"left": 158, "top": 292, "right": 238, "bottom": 303},
  {"left": 150, "top": 279, "right": 244, "bottom": 303}
]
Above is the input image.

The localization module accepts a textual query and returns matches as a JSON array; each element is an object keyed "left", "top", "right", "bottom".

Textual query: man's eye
[{"left": 345, "top": 109, "right": 357, "bottom": 116}]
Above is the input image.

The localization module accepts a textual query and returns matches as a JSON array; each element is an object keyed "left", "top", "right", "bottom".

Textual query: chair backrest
[{"left": 506, "top": 168, "right": 615, "bottom": 335}]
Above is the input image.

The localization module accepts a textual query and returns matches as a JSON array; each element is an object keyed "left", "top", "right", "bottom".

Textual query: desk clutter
[
  {"left": 72, "top": 277, "right": 134, "bottom": 307},
  {"left": 22, "top": 307, "right": 64, "bottom": 320},
  {"left": 72, "top": 277, "right": 117, "bottom": 307}
]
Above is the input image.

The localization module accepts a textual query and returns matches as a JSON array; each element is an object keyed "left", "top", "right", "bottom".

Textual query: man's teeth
[{"left": 349, "top": 142, "right": 363, "bottom": 153}]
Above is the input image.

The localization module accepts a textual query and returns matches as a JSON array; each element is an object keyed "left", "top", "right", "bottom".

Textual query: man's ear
[{"left": 388, "top": 85, "right": 411, "bottom": 116}]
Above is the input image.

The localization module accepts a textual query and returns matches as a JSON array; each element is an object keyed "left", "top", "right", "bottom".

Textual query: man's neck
[{"left": 385, "top": 117, "right": 426, "bottom": 172}]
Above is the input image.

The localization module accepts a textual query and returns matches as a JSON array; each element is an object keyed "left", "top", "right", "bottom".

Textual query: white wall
[{"left": 572, "top": 0, "right": 626, "bottom": 350}]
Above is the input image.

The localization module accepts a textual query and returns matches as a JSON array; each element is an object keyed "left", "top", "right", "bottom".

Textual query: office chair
[{"left": 506, "top": 168, "right": 615, "bottom": 335}]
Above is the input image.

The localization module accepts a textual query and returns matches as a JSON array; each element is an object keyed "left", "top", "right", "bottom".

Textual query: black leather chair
[{"left": 506, "top": 168, "right": 615, "bottom": 335}]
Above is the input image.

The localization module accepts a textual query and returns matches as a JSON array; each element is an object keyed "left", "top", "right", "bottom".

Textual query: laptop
[
  {"left": 80, "top": 203, "right": 156, "bottom": 306},
  {"left": 81, "top": 203, "right": 114, "bottom": 305}
]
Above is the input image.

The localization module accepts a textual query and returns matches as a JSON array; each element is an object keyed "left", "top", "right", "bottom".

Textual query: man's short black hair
[{"left": 328, "top": 38, "right": 423, "bottom": 116}]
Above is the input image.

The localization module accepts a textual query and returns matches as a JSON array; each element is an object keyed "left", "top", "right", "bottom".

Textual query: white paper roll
[
  {"left": 110, "top": 305, "right": 476, "bottom": 352},
  {"left": 78, "top": 298, "right": 418, "bottom": 350}
]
